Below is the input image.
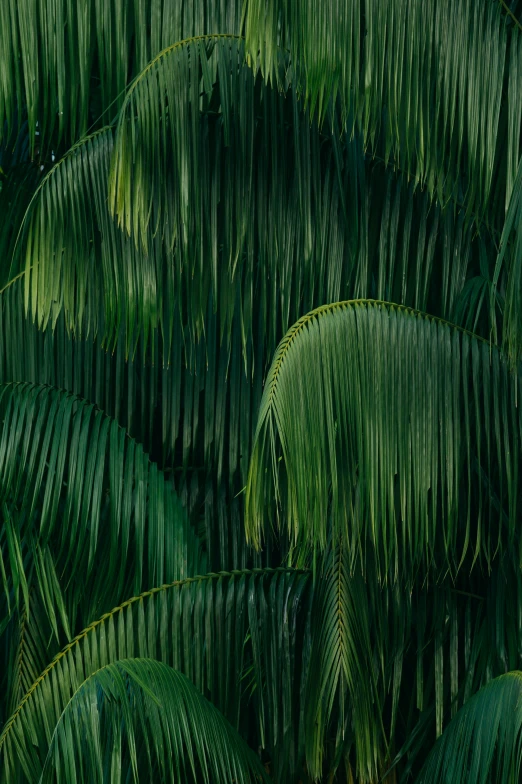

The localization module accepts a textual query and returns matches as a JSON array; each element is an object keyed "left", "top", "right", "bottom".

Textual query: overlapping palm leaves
[
  {"left": 0, "top": 568, "right": 310, "bottom": 781},
  {"left": 39, "top": 659, "right": 268, "bottom": 784},
  {"left": 1, "top": 1, "right": 522, "bottom": 782}
]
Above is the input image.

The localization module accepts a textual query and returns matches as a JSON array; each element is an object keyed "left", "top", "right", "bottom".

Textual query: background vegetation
[{"left": 2, "top": 0, "right": 522, "bottom": 781}]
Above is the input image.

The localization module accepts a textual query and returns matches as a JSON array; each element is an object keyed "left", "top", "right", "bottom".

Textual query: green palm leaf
[
  {"left": 16, "top": 36, "right": 496, "bottom": 364},
  {"left": 246, "top": 300, "right": 521, "bottom": 580},
  {"left": 0, "top": 382, "right": 203, "bottom": 617},
  {"left": 493, "top": 156, "right": 522, "bottom": 367},
  {"left": 416, "top": 671, "right": 522, "bottom": 784},
  {"left": 0, "top": 568, "right": 310, "bottom": 781},
  {"left": 0, "top": 0, "right": 244, "bottom": 152},
  {"left": 0, "top": 281, "right": 161, "bottom": 453},
  {"left": 244, "top": 0, "right": 515, "bottom": 222},
  {"left": 110, "top": 35, "right": 259, "bottom": 254},
  {"left": 304, "top": 538, "right": 380, "bottom": 781},
  {"left": 109, "top": 34, "right": 289, "bottom": 349},
  {"left": 19, "top": 128, "right": 163, "bottom": 356},
  {"left": 39, "top": 659, "right": 267, "bottom": 784},
  {"left": 3, "top": 0, "right": 522, "bottom": 779}
]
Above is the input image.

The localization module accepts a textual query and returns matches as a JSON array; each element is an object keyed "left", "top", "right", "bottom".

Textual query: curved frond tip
[
  {"left": 0, "top": 382, "right": 203, "bottom": 600},
  {"left": 40, "top": 658, "right": 267, "bottom": 783},
  {"left": 417, "top": 671, "right": 522, "bottom": 784}
]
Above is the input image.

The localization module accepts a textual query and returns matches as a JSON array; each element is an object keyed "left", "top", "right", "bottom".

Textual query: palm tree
[{"left": 1, "top": 0, "right": 522, "bottom": 781}]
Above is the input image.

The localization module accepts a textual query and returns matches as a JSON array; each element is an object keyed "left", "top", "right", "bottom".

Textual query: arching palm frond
[
  {"left": 15, "top": 31, "right": 499, "bottom": 367},
  {"left": 109, "top": 34, "right": 288, "bottom": 264},
  {"left": 39, "top": 658, "right": 268, "bottom": 784},
  {"left": 244, "top": 0, "right": 517, "bottom": 224},
  {"left": 18, "top": 128, "right": 164, "bottom": 357},
  {"left": 19, "top": 37, "right": 350, "bottom": 361},
  {"left": 416, "top": 671, "right": 522, "bottom": 784},
  {"left": 246, "top": 300, "right": 521, "bottom": 580},
  {"left": 0, "top": 382, "right": 203, "bottom": 624},
  {"left": 0, "top": 568, "right": 310, "bottom": 782}
]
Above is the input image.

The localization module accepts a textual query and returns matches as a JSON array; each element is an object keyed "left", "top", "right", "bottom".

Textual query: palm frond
[
  {"left": 304, "top": 538, "right": 380, "bottom": 781},
  {"left": 109, "top": 34, "right": 285, "bottom": 348},
  {"left": 0, "top": 568, "right": 310, "bottom": 780},
  {"left": 39, "top": 659, "right": 267, "bottom": 784},
  {"left": 244, "top": 0, "right": 517, "bottom": 222},
  {"left": 10, "top": 117, "right": 501, "bottom": 570},
  {"left": 2, "top": 576, "right": 65, "bottom": 720},
  {"left": 0, "top": 382, "right": 203, "bottom": 615},
  {"left": 246, "top": 300, "right": 521, "bottom": 580},
  {"left": 19, "top": 128, "right": 165, "bottom": 357},
  {"left": 19, "top": 35, "right": 496, "bottom": 363},
  {"left": 6, "top": 546, "right": 521, "bottom": 781},
  {"left": 110, "top": 35, "right": 259, "bottom": 250},
  {"left": 493, "top": 156, "right": 522, "bottom": 367},
  {"left": 0, "top": 0, "right": 244, "bottom": 152},
  {"left": 417, "top": 671, "right": 522, "bottom": 784},
  {"left": 0, "top": 281, "right": 162, "bottom": 458}
]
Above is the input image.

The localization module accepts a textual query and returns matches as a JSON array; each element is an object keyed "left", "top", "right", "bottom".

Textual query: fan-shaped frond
[
  {"left": 0, "top": 382, "right": 203, "bottom": 616},
  {"left": 0, "top": 568, "right": 310, "bottom": 781},
  {"left": 416, "top": 671, "right": 522, "bottom": 784},
  {"left": 244, "top": 0, "right": 518, "bottom": 222},
  {"left": 39, "top": 659, "right": 267, "bottom": 784},
  {"left": 246, "top": 300, "right": 521, "bottom": 580}
]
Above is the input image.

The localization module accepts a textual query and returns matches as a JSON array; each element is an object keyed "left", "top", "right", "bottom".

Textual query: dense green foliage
[{"left": 2, "top": 0, "right": 522, "bottom": 781}]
